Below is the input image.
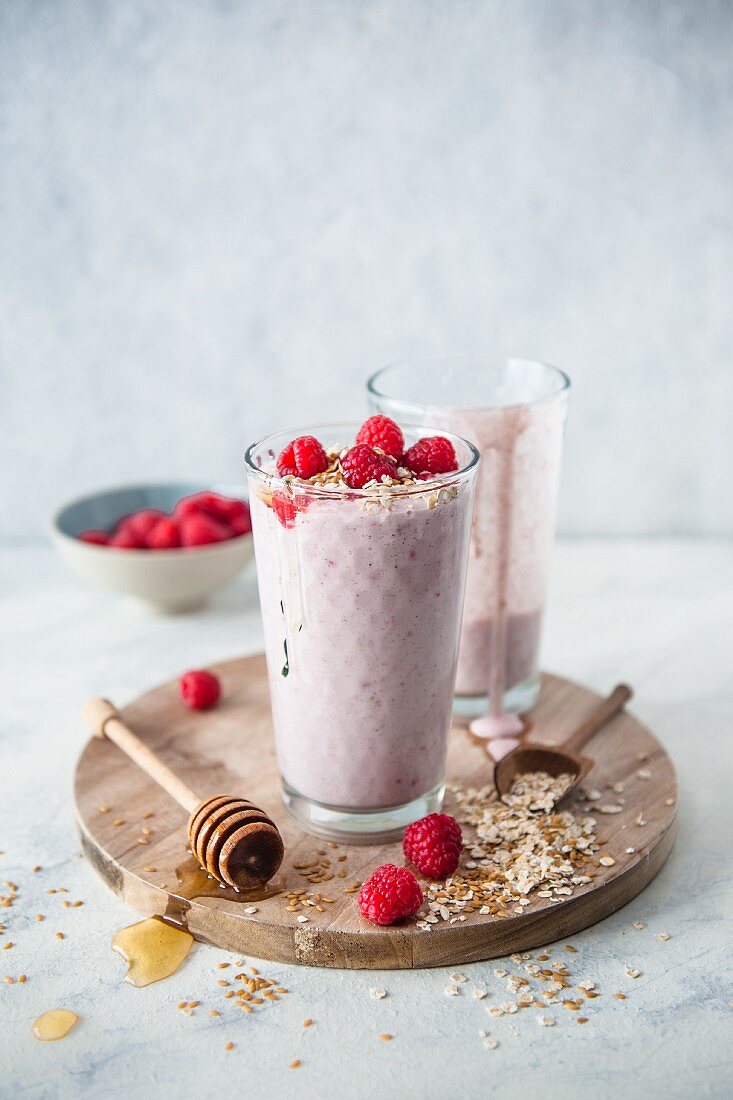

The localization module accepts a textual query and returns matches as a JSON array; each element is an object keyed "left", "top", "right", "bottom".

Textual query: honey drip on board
[
  {"left": 110, "top": 857, "right": 283, "bottom": 988},
  {"left": 112, "top": 917, "right": 193, "bottom": 987},
  {"left": 32, "top": 1009, "right": 79, "bottom": 1041},
  {"left": 171, "top": 855, "right": 283, "bottom": 904}
]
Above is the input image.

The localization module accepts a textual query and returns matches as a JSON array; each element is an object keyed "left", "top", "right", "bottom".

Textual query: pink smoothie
[
  {"left": 434, "top": 400, "right": 566, "bottom": 707},
  {"left": 249, "top": 481, "right": 474, "bottom": 810}
]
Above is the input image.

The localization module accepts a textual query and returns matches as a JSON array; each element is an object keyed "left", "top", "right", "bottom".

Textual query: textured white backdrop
[{"left": 1, "top": 0, "right": 732, "bottom": 538}]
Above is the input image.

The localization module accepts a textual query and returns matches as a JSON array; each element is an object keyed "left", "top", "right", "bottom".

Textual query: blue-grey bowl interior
[{"left": 54, "top": 482, "right": 248, "bottom": 538}]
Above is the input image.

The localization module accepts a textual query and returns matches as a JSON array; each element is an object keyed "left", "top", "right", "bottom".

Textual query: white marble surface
[
  {"left": 2, "top": 538, "right": 732, "bottom": 1099},
  {"left": 2, "top": 1, "right": 733, "bottom": 539}
]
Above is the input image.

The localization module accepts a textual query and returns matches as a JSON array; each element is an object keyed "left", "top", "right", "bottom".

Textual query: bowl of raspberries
[{"left": 50, "top": 483, "right": 253, "bottom": 612}]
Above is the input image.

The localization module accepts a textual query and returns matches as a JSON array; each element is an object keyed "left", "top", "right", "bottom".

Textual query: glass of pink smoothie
[
  {"left": 245, "top": 421, "right": 479, "bottom": 841},
  {"left": 368, "top": 359, "right": 570, "bottom": 725}
]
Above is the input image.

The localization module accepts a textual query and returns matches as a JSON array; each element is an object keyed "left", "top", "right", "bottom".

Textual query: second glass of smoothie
[
  {"left": 368, "top": 359, "right": 570, "bottom": 726},
  {"left": 246, "top": 421, "right": 479, "bottom": 841}
]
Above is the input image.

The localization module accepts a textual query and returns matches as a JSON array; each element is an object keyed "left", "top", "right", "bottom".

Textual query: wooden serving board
[{"left": 74, "top": 655, "right": 677, "bottom": 969}]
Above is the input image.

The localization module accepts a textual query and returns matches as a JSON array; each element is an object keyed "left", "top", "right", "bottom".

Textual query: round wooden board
[{"left": 74, "top": 655, "right": 677, "bottom": 969}]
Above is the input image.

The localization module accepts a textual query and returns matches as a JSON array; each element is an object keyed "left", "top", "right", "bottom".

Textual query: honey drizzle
[{"left": 111, "top": 917, "right": 193, "bottom": 987}]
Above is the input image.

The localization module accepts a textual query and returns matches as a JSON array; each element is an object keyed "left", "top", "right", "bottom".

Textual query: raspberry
[
  {"left": 270, "top": 491, "right": 310, "bottom": 529},
  {"left": 355, "top": 415, "right": 404, "bottom": 461},
  {"left": 78, "top": 529, "right": 109, "bottom": 545},
  {"left": 403, "top": 436, "right": 458, "bottom": 476},
  {"left": 146, "top": 517, "right": 181, "bottom": 549},
  {"left": 179, "top": 513, "right": 231, "bottom": 547},
  {"left": 120, "top": 509, "right": 165, "bottom": 541},
  {"left": 179, "top": 669, "right": 221, "bottom": 710},
  {"left": 229, "top": 502, "right": 252, "bottom": 536},
  {"left": 174, "top": 492, "right": 231, "bottom": 524},
  {"left": 276, "top": 436, "right": 329, "bottom": 479},
  {"left": 403, "top": 813, "right": 462, "bottom": 878},
  {"left": 341, "top": 444, "right": 395, "bottom": 489},
  {"left": 109, "top": 528, "right": 144, "bottom": 549},
  {"left": 357, "top": 864, "right": 423, "bottom": 925}
]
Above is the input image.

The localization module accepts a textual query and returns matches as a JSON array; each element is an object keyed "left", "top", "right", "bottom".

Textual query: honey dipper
[{"left": 82, "top": 698, "right": 284, "bottom": 890}]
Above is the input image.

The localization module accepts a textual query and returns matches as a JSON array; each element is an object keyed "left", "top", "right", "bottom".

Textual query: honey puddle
[
  {"left": 111, "top": 858, "right": 283, "bottom": 988},
  {"left": 171, "top": 855, "right": 283, "bottom": 904},
  {"left": 112, "top": 917, "right": 193, "bottom": 987},
  {"left": 32, "top": 1009, "right": 79, "bottom": 1041}
]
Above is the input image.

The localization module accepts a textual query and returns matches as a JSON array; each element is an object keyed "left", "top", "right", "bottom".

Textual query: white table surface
[{"left": 2, "top": 539, "right": 732, "bottom": 1100}]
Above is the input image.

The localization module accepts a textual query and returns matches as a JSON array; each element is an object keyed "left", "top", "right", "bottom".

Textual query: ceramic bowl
[{"left": 50, "top": 482, "right": 254, "bottom": 612}]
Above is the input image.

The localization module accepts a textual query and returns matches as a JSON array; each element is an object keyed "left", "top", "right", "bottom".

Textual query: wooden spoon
[
  {"left": 493, "top": 683, "right": 633, "bottom": 809},
  {"left": 82, "top": 698, "right": 284, "bottom": 890}
]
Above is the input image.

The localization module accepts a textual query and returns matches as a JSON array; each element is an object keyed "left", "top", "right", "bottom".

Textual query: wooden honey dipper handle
[{"left": 82, "top": 698, "right": 200, "bottom": 814}]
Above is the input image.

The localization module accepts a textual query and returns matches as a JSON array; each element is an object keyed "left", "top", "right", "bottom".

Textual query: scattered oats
[
  {"left": 626, "top": 967, "right": 642, "bottom": 979},
  {"left": 578, "top": 980, "right": 595, "bottom": 991},
  {"left": 472, "top": 988, "right": 488, "bottom": 1000},
  {"left": 637, "top": 768, "right": 652, "bottom": 780},
  {"left": 494, "top": 968, "right": 508, "bottom": 978},
  {"left": 657, "top": 933, "right": 671, "bottom": 941},
  {"left": 599, "top": 856, "right": 616, "bottom": 867},
  {"left": 501, "top": 1002, "right": 518, "bottom": 1014},
  {"left": 209, "top": 1010, "right": 220, "bottom": 1017},
  {"left": 450, "top": 972, "right": 468, "bottom": 983},
  {"left": 632, "top": 920, "right": 645, "bottom": 930},
  {"left": 598, "top": 805, "right": 623, "bottom": 815},
  {"left": 484, "top": 1037, "right": 499, "bottom": 1050},
  {"left": 244, "top": 907, "right": 258, "bottom": 915},
  {"left": 444, "top": 985, "right": 460, "bottom": 997},
  {"left": 296, "top": 915, "right": 309, "bottom": 923},
  {"left": 538, "top": 1015, "right": 556, "bottom": 1027},
  {"left": 370, "top": 988, "right": 387, "bottom": 999},
  {"left": 585, "top": 789, "right": 602, "bottom": 801},
  {"left": 635, "top": 812, "right": 647, "bottom": 826},
  {"left": 518, "top": 992, "right": 534, "bottom": 1005},
  {"left": 626, "top": 848, "right": 636, "bottom": 854},
  {"left": 98, "top": 805, "right": 110, "bottom": 813},
  {"left": 576, "top": 1017, "right": 589, "bottom": 1024},
  {"left": 665, "top": 797, "right": 675, "bottom": 806},
  {"left": 613, "top": 992, "right": 627, "bottom": 1000},
  {"left": 113, "top": 819, "right": 125, "bottom": 826},
  {"left": 487, "top": 1005, "right": 504, "bottom": 1017}
]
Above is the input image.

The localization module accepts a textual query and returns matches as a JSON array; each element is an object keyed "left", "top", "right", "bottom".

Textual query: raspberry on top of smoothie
[{"left": 274, "top": 416, "right": 459, "bottom": 492}]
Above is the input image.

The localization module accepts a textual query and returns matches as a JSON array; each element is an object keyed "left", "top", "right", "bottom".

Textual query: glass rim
[
  {"left": 244, "top": 419, "right": 480, "bottom": 499},
  {"left": 367, "top": 355, "right": 571, "bottom": 415}
]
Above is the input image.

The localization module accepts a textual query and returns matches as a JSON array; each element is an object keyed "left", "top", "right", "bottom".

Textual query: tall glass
[
  {"left": 368, "top": 359, "right": 570, "bottom": 719},
  {"left": 245, "top": 421, "right": 479, "bottom": 841}
]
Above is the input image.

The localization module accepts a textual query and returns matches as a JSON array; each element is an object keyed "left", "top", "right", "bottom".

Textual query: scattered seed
[
  {"left": 378, "top": 1033, "right": 393, "bottom": 1041},
  {"left": 290, "top": 1059, "right": 301, "bottom": 1069},
  {"left": 302, "top": 1018, "right": 313, "bottom": 1028},
  {"left": 225, "top": 1042, "right": 234, "bottom": 1052},
  {"left": 370, "top": 988, "right": 387, "bottom": 999},
  {"left": 657, "top": 932, "right": 671, "bottom": 941}
]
